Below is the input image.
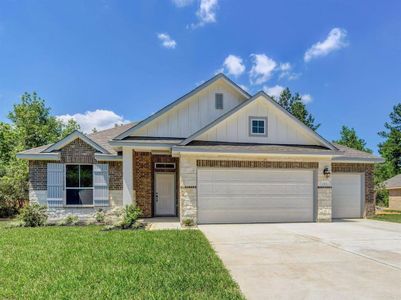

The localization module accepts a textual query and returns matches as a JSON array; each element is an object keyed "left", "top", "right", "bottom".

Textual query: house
[
  {"left": 17, "top": 73, "right": 384, "bottom": 224},
  {"left": 383, "top": 174, "right": 401, "bottom": 210}
]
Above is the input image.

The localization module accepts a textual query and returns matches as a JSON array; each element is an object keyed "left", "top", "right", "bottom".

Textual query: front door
[{"left": 154, "top": 173, "right": 176, "bottom": 216}]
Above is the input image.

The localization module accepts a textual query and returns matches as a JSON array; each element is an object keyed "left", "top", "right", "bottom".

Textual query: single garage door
[
  {"left": 197, "top": 168, "right": 314, "bottom": 224},
  {"left": 332, "top": 173, "right": 363, "bottom": 219}
]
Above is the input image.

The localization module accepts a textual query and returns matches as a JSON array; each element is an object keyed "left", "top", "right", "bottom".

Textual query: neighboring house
[
  {"left": 17, "top": 73, "right": 384, "bottom": 223},
  {"left": 384, "top": 174, "right": 401, "bottom": 210}
]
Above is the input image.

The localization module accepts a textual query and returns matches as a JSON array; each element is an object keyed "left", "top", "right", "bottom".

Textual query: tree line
[{"left": 0, "top": 90, "right": 400, "bottom": 216}]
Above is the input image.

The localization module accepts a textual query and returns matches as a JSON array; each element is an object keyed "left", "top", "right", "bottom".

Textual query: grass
[
  {"left": 371, "top": 209, "right": 401, "bottom": 223},
  {"left": 0, "top": 225, "right": 243, "bottom": 299}
]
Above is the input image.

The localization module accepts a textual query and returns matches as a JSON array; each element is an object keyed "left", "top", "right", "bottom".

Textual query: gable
[
  {"left": 115, "top": 74, "right": 250, "bottom": 139},
  {"left": 184, "top": 94, "right": 334, "bottom": 148}
]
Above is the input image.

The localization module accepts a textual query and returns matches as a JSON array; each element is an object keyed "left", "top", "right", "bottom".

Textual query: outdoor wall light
[{"left": 323, "top": 167, "right": 331, "bottom": 177}]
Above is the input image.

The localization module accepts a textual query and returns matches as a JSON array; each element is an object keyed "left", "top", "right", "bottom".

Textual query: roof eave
[
  {"left": 332, "top": 157, "right": 385, "bottom": 163},
  {"left": 172, "top": 146, "right": 340, "bottom": 157},
  {"left": 16, "top": 153, "right": 61, "bottom": 161}
]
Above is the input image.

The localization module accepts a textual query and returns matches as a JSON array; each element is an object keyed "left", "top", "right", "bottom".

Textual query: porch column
[
  {"left": 316, "top": 160, "right": 332, "bottom": 222},
  {"left": 122, "top": 147, "right": 134, "bottom": 206}
]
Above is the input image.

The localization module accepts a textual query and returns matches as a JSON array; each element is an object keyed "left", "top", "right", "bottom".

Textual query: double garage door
[
  {"left": 198, "top": 168, "right": 315, "bottom": 224},
  {"left": 197, "top": 168, "right": 363, "bottom": 224}
]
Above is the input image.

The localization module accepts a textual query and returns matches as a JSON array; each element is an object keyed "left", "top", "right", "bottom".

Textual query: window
[
  {"left": 66, "top": 165, "right": 93, "bottom": 205},
  {"left": 249, "top": 117, "right": 267, "bottom": 136},
  {"left": 215, "top": 93, "right": 224, "bottom": 109},
  {"left": 155, "top": 163, "right": 176, "bottom": 170}
]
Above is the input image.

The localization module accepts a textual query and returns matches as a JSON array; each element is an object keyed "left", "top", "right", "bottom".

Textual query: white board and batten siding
[
  {"left": 93, "top": 164, "right": 109, "bottom": 207},
  {"left": 332, "top": 173, "right": 363, "bottom": 219},
  {"left": 197, "top": 168, "right": 315, "bottom": 224},
  {"left": 197, "top": 97, "right": 319, "bottom": 146},
  {"left": 133, "top": 81, "right": 247, "bottom": 138},
  {"left": 47, "top": 163, "right": 64, "bottom": 207}
]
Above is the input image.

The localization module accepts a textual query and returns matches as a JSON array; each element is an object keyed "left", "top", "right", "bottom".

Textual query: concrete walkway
[
  {"left": 144, "top": 217, "right": 181, "bottom": 230},
  {"left": 200, "top": 220, "right": 401, "bottom": 300}
]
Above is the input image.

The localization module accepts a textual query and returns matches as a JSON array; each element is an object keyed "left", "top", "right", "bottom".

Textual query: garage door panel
[
  {"left": 197, "top": 168, "right": 314, "bottom": 224},
  {"left": 332, "top": 173, "right": 362, "bottom": 219}
]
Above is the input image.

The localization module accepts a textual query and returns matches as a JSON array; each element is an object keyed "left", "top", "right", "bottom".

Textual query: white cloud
[
  {"left": 157, "top": 33, "right": 177, "bottom": 49},
  {"left": 223, "top": 55, "right": 245, "bottom": 77},
  {"left": 278, "top": 62, "right": 291, "bottom": 79},
  {"left": 301, "top": 94, "right": 313, "bottom": 104},
  {"left": 191, "top": 0, "right": 218, "bottom": 28},
  {"left": 171, "top": 0, "right": 194, "bottom": 7},
  {"left": 304, "top": 27, "right": 348, "bottom": 62},
  {"left": 57, "top": 109, "right": 129, "bottom": 133},
  {"left": 249, "top": 54, "right": 277, "bottom": 85},
  {"left": 263, "top": 85, "right": 285, "bottom": 99}
]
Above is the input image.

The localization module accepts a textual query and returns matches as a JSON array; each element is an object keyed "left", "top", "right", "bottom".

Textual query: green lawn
[
  {"left": 372, "top": 210, "right": 401, "bottom": 223},
  {"left": 0, "top": 226, "right": 243, "bottom": 299}
]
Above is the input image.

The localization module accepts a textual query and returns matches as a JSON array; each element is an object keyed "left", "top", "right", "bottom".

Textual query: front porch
[{"left": 122, "top": 148, "right": 180, "bottom": 219}]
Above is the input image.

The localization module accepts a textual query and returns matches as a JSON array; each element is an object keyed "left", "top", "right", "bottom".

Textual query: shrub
[
  {"left": 101, "top": 204, "right": 142, "bottom": 231},
  {"left": 120, "top": 204, "right": 142, "bottom": 229},
  {"left": 182, "top": 218, "right": 195, "bottom": 227},
  {"left": 57, "top": 214, "right": 79, "bottom": 226},
  {"left": 18, "top": 203, "right": 48, "bottom": 227},
  {"left": 95, "top": 209, "right": 105, "bottom": 223}
]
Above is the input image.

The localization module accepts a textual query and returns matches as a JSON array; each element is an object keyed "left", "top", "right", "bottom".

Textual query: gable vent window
[
  {"left": 249, "top": 117, "right": 267, "bottom": 136},
  {"left": 215, "top": 93, "right": 224, "bottom": 109}
]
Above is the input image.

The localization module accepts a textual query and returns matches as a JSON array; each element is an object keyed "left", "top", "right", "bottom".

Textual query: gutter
[{"left": 16, "top": 153, "right": 61, "bottom": 161}]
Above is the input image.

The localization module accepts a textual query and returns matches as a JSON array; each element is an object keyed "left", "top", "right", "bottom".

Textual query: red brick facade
[
  {"left": 332, "top": 163, "right": 375, "bottom": 217},
  {"left": 133, "top": 152, "right": 178, "bottom": 218},
  {"left": 60, "top": 138, "right": 97, "bottom": 164},
  {"left": 29, "top": 161, "right": 47, "bottom": 190},
  {"left": 28, "top": 138, "right": 123, "bottom": 192}
]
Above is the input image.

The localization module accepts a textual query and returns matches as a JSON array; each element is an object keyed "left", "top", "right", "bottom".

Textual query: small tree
[
  {"left": 276, "top": 88, "right": 320, "bottom": 131},
  {"left": 334, "top": 125, "right": 372, "bottom": 153}
]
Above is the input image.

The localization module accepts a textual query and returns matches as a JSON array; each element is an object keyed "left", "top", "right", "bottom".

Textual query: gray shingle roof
[
  {"left": 331, "top": 143, "right": 382, "bottom": 162},
  {"left": 384, "top": 174, "right": 401, "bottom": 189},
  {"left": 17, "top": 124, "right": 383, "bottom": 163},
  {"left": 178, "top": 141, "right": 340, "bottom": 155}
]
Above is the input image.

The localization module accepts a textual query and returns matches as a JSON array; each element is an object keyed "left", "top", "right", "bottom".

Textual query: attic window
[
  {"left": 249, "top": 117, "right": 267, "bottom": 136},
  {"left": 215, "top": 93, "right": 224, "bottom": 109}
]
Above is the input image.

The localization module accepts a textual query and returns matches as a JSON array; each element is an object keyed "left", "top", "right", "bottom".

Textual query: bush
[
  {"left": 18, "top": 203, "right": 48, "bottom": 227},
  {"left": 376, "top": 187, "right": 389, "bottom": 207},
  {"left": 101, "top": 204, "right": 142, "bottom": 231},
  {"left": 57, "top": 214, "right": 79, "bottom": 226},
  {"left": 120, "top": 204, "right": 142, "bottom": 229},
  {"left": 183, "top": 218, "right": 195, "bottom": 227},
  {"left": 95, "top": 209, "right": 105, "bottom": 223}
]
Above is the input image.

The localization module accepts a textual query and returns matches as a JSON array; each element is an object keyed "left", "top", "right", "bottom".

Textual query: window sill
[{"left": 64, "top": 205, "right": 94, "bottom": 208}]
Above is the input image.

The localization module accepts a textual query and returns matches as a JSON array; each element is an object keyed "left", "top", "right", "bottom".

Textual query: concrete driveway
[{"left": 199, "top": 220, "right": 401, "bottom": 300}]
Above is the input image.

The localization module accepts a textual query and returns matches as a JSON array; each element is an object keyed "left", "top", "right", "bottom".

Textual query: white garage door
[
  {"left": 197, "top": 168, "right": 314, "bottom": 224},
  {"left": 332, "top": 173, "right": 363, "bottom": 219}
]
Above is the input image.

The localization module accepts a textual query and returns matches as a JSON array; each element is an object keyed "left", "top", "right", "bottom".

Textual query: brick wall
[
  {"left": 60, "top": 138, "right": 97, "bottom": 164},
  {"left": 134, "top": 152, "right": 152, "bottom": 217},
  {"left": 29, "top": 161, "right": 47, "bottom": 190},
  {"left": 109, "top": 161, "right": 123, "bottom": 190},
  {"left": 332, "top": 163, "right": 375, "bottom": 217}
]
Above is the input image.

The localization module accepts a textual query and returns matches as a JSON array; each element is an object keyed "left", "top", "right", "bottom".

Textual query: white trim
[
  {"left": 180, "top": 92, "right": 336, "bottom": 150},
  {"left": 113, "top": 73, "right": 251, "bottom": 140},
  {"left": 386, "top": 186, "right": 401, "bottom": 190},
  {"left": 45, "top": 130, "right": 109, "bottom": 154},
  {"left": 249, "top": 116, "right": 267, "bottom": 137},
  {"left": 332, "top": 157, "right": 384, "bottom": 163},
  {"left": 172, "top": 146, "right": 339, "bottom": 157},
  {"left": 17, "top": 153, "right": 60, "bottom": 160},
  {"left": 123, "top": 147, "right": 134, "bottom": 206},
  {"left": 94, "top": 154, "right": 122, "bottom": 161}
]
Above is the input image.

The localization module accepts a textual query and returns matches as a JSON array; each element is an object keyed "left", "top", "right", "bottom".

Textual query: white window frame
[
  {"left": 215, "top": 93, "right": 224, "bottom": 110},
  {"left": 154, "top": 162, "right": 176, "bottom": 170},
  {"left": 64, "top": 163, "right": 94, "bottom": 207},
  {"left": 249, "top": 116, "right": 267, "bottom": 136}
]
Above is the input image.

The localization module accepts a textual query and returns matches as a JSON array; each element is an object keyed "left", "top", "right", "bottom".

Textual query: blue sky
[{"left": 1, "top": 0, "right": 401, "bottom": 152}]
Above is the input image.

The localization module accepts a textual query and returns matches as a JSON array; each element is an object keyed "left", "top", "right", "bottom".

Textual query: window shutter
[
  {"left": 47, "top": 163, "right": 64, "bottom": 207},
  {"left": 93, "top": 164, "right": 109, "bottom": 207}
]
